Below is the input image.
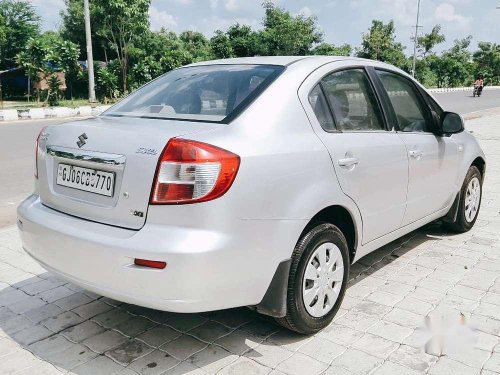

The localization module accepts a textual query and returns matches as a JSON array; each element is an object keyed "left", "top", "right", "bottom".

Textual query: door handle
[
  {"left": 409, "top": 150, "right": 423, "bottom": 159},
  {"left": 338, "top": 157, "right": 359, "bottom": 168}
]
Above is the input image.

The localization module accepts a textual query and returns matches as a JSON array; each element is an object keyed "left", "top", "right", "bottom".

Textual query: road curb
[
  {"left": 429, "top": 86, "right": 500, "bottom": 93},
  {"left": 0, "top": 105, "right": 112, "bottom": 122}
]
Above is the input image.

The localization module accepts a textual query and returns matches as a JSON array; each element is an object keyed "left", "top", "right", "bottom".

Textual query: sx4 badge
[{"left": 131, "top": 210, "right": 144, "bottom": 218}]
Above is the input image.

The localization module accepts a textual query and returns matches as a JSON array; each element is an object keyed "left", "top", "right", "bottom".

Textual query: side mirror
[{"left": 440, "top": 111, "right": 464, "bottom": 135}]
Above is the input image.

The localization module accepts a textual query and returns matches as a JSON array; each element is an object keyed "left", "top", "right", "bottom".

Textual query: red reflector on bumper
[{"left": 134, "top": 259, "right": 167, "bottom": 269}]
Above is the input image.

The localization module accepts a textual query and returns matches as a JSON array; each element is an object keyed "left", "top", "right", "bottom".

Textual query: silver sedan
[{"left": 18, "top": 56, "right": 486, "bottom": 334}]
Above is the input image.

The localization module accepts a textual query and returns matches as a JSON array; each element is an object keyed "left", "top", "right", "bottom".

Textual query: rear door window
[{"left": 105, "top": 64, "right": 284, "bottom": 123}]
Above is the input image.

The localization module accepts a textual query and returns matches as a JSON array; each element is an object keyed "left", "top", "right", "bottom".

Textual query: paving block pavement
[{"left": 0, "top": 114, "right": 499, "bottom": 374}]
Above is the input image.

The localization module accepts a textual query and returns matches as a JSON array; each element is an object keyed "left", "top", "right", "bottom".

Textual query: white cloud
[
  {"left": 297, "top": 6, "right": 313, "bottom": 17},
  {"left": 27, "top": 0, "right": 65, "bottom": 30},
  {"left": 200, "top": 15, "right": 260, "bottom": 33},
  {"left": 149, "top": 5, "right": 178, "bottom": 31},
  {"left": 174, "top": 0, "right": 192, "bottom": 4},
  {"left": 434, "top": 3, "right": 471, "bottom": 29},
  {"left": 224, "top": 0, "right": 239, "bottom": 11},
  {"left": 379, "top": 0, "right": 421, "bottom": 25}
]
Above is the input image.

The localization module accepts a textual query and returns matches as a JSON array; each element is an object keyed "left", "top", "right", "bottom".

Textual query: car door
[
  {"left": 374, "top": 69, "right": 459, "bottom": 226},
  {"left": 308, "top": 68, "right": 409, "bottom": 244}
]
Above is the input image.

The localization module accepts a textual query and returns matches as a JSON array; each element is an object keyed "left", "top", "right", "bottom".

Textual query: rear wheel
[
  {"left": 445, "top": 166, "right": 482, "bottom": 233},
  {"left": 276, "top": 223, "right": 349, "bottom": 334}
]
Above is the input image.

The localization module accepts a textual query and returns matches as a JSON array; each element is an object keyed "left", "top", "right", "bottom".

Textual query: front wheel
[
  {"left": 445, "top": 166, "right": 482, "bottom": 233},
  {"left": 276, "top": 223, "right": 350, "bottom": 334}
]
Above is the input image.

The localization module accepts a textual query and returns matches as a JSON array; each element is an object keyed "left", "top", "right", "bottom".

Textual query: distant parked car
[{"left": 18, "top": 56, "right": 486, "bottom": 334}]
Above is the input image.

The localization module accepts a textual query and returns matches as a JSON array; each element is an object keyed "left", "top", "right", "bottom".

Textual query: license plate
[{"left": 56, "top": 164, "right": 115, "bottom": 197}]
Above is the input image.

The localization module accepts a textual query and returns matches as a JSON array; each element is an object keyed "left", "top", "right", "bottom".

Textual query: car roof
[
  {"left": 186, "top": 56, "right": 406, "bottom": 75},
  {"left": 186, "top": 55, "right": 361, "bottom": 67}
]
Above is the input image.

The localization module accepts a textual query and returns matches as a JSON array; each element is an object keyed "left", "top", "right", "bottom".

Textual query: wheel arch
[
  {"left": 471, "top": 156, "right": 486, "bottom": 179},
  {"left": 301, "top": 205, "right": 358, "bottom": 263}
]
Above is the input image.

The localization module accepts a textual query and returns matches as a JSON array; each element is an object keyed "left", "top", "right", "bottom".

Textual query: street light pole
[
  {"left": 84, "top": 0, "right": 96, "bottom": 103},
  {"left": 412, "top": 0, "right": 422, "bottom": 77}
]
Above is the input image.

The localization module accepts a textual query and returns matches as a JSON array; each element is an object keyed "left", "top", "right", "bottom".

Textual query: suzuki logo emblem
[{"left": 77, "top": 133, "right": 88, "bottom": 148}]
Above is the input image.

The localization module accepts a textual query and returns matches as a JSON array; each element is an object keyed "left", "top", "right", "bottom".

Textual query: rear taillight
[
  {"left": 150, "top": 139, "right": 240, "bottom": 204},
  {"left": 35, "top": 127, "right": 47, "bottom": 179}
]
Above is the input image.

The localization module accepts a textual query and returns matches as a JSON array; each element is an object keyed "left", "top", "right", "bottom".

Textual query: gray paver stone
[
  {"left": 276, "top": 352, "right": 328, "bottom": 375},
  {"left": 127, "top": 349, "right": 180, "bottom": 374},
  {"left": 105, "top": 339, "right": 154, "bottom": 366},
  {"left": 83, "top": 329, "right": 129, "bottom": 353}
]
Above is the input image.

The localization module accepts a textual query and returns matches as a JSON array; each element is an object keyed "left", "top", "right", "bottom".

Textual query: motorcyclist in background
[{"left": 473, "top": 77, "right": 484, "bottom": 97}]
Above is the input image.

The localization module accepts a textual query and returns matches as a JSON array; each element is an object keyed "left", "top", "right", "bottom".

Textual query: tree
[
  {"left": 210, "top": 30, "right": 233, "bottom": 59},
  {"left": 16, "top": 32, "right": 79, "bottom": 102},
  {"left": 226, "top": 24, "right": 263, "bottom": 57},
  {"left": 312, "top": 43, "right": 352, "bottom": 56},
  {"left": 357, "top": 20, "right": 408, "bottom": 70},
  {"left": 96, "top": 63, "right": 120, "bottom": 101},
  {"left": 60, "top": 0, "right": 108, "bottom": 61},
  {"left": 417, "top": 25, "right": 445, "bottom": 57},
  {"left": 93, "top": 0, "right": 151, "bottom": 92},
  {"left": 260, "top": 1, "right": 323, "bottom": 55},
  {"left": 428, "top": 36, "right": 473, "bottom": 87},
  {"left": 179, "top": 31, "right": 212, "bottom": 61},
  {"left": 0, "top": 0, "right": 40, "bottom": 69},
  {"left": 473, "top": 42, "right": 500, "bottom": 85},
  {"left": 128, "top": 29, "right": 192, "bottom": 89}
]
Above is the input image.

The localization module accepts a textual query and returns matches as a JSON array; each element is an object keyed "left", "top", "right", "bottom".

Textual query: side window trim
[
  {"left": 374, "top": 68, "right": 434, "bottom": 134},
  {"left": 318, "top": 81, "right": 340, "bottom": 132},
  {"left": 308, "top": 66, "right": 390, "bottom": 133},
  {"left": 366, "top": 67, "right": 400, "bottom": 132}
]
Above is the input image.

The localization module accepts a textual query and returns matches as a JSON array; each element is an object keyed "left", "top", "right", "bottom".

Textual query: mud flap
[{"left": 251, "top": 259, "right": 291, "bottom": 318}]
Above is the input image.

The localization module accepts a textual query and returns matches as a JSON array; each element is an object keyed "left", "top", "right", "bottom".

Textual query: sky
[{"left": 29, "top": 0, "right": 500, "bottom": 54}]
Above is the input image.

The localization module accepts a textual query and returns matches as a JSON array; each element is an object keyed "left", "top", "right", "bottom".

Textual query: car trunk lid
[{"left": 37, "top": 116, "right": 223, "bottom": 229}]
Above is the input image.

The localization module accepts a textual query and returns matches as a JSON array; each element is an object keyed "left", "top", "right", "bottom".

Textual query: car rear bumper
[{"left": 17, "top": 194, "right": 303, "bottom": 313}]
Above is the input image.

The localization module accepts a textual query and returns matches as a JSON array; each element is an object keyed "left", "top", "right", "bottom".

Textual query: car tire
[
  {"left": 445, "top": 166, "right": 482, "bottom": 233},
  {"left": 276, "top": 223, "right": 350, "bottom": 335}
]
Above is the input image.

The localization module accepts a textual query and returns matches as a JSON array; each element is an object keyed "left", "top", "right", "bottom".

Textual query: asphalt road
[
  {"left": 0, "top": 89, "right": 499, "bottom": 228},
  {"left": 433, "top": 88, "right": 500, "bottom": 114},
  {"left": 0, "top": 118, "right": 72, "bottom": 228}
]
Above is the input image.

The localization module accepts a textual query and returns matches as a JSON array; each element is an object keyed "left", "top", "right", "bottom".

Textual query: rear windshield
[{"left": 104, "top": 64, "right": 284, "bottom": 123}]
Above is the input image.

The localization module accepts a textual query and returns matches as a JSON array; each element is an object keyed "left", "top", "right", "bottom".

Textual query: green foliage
[
  {"left": 128, "top": 29, "right": 192, "bottom": 89},
  {"left": 16, "top": 32, "right": 79, "bottom": 77},
  {"left": 179, "top": 31, "right": 212, "bottom": 61},
  {"left": 226, "top": 24, "right": 263, "bottom": 57},
  {"left": 60, "top": 0, "right": 108, "bottom": 61},
  {"left": 312, "top": 43, "right": 352, "bottom": 56},
  {"left": 96, "top": 62, "right": 120, "bottom": 101},
  {"left": 357, "top": 20, "right": 408, "bottom": 70},
  {"left": 260, "top": 1, "right": 323, "bottom": 55},
  {"left": 210, "top": 30, "right": 233, "bottom": 59},
  {"left": 426, "top": 37, "right": 473, "bottom": 88},
  {"left": 417, "top": 25, "right": 445, "bottom": 57},
  {"left": 0, "top": 0, "right": 40, "bottom": 69},
  {"left": 473, "top": 42, "right": 500, "bottom": 85},
  {"left": 6, "top": 0, "right": 500, "bottom": 102},
  {"left": 92, "top": 0, "right": 151, "bottom": 91},
  {"left": 16, "top": 31, "right": 79, "bottom": 101},
  {"left": 47, "top": 74, "right": 62, "bottom": 106}
]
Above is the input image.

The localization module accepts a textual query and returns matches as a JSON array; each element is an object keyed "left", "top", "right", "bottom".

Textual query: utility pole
[
  {"left": 84, "top": 0, "right": 96, "bottom": 102},
  {"left": 412, "top": 0, "right": 422, "bottom": 77}
]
